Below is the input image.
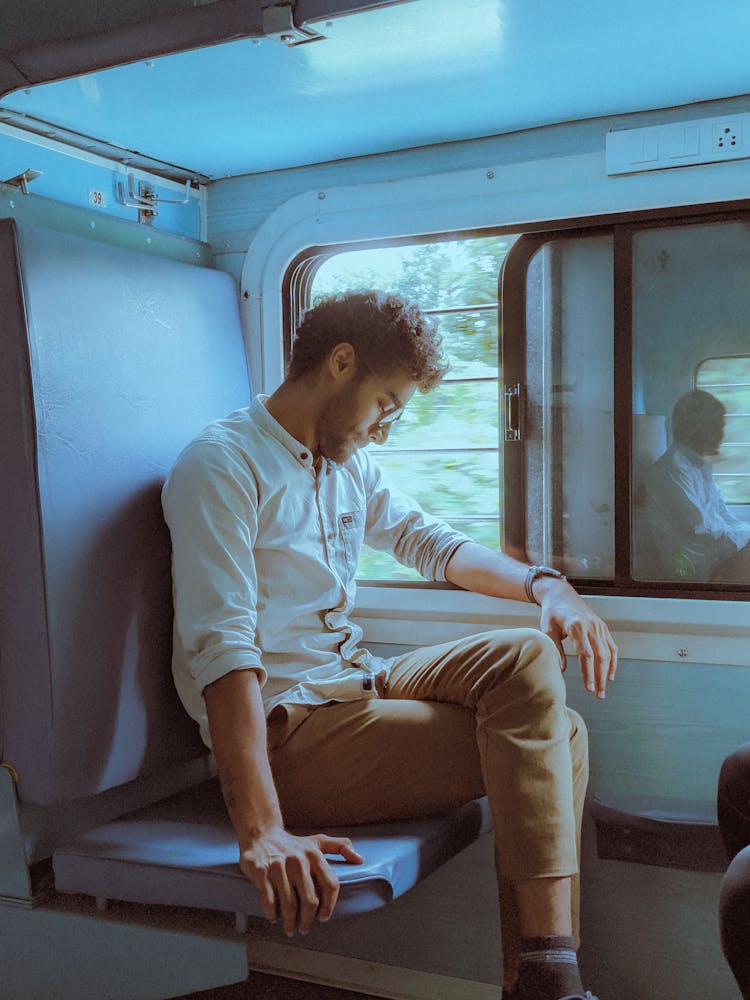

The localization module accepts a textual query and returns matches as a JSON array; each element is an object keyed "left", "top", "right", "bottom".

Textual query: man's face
[
  {"left": 318, "top": 366, "right": 417, "bottom": 464},
  {"left": 705, "top": 411, "right": 726, "bottom": 456}
]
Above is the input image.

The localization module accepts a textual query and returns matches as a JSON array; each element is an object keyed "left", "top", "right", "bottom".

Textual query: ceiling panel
[{"left": 1, "top": 0, "right": 749, "bottom": 179}]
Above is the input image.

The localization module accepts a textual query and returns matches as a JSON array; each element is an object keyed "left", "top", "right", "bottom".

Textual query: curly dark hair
[{"left": 287, "top": 291, "right": 448, "bottom": 391}]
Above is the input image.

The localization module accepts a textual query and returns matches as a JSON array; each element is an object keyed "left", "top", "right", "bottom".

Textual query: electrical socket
[
  {"left": 713, "top": 119, "right": 742, "bottom": 154},
  {"left": 607, "top": 112, "right": 750, "bottom": 175}
]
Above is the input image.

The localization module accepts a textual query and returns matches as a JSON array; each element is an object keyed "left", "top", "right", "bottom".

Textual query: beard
[{"left": 317, "top": 383, "right": 366, "bottom": 464}]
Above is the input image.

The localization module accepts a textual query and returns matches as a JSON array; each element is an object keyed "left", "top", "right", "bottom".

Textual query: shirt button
[{"left": 300, "top": 452, "right": 308, "bottom": 460}]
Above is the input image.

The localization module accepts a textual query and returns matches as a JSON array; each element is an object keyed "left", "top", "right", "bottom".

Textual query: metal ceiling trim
[{"left": 0, "top": 110, "right": 210, "bottom": 185}]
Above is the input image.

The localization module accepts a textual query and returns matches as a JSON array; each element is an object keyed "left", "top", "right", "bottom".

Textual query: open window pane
[
  {"left": 382, "top": 380, "right": 499, "bottom": 452},
  {"left": 374, "top": 451, "right": 499, "bottom": 519},
  {"left": 308, "top": 234, "right": 515, "bottom": 582}
]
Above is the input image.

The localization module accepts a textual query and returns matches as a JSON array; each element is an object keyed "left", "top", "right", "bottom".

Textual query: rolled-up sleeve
[
  {"left": 359, "top": 453, "right": 470, "bottom": 581},
  {"left": 162, "top": 438, "right": 267, "bottom": 693}
]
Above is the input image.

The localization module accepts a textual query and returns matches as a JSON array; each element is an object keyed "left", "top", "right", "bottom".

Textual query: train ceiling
[{"left": 0, "top": 0, "right": 748, "bottom": 179}]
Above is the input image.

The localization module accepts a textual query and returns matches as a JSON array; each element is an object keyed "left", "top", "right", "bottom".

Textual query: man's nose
[{"left": 369, "top": 423, "right": 391, "bottom": 445}]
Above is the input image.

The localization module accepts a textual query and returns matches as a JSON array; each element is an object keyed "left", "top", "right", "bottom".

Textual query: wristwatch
[{"left": 524, "top": 564, "right": 567, "bottom": 605}]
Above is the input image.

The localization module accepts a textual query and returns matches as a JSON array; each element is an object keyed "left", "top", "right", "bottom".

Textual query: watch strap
[{"left": 524, "top": 564, "right": 566, "bottom": 605}]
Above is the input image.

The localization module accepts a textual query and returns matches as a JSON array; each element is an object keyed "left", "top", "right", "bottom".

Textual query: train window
[
  {"left": 290, "top": 208, "right": 750, "bottom": 596},
  {"left": 305, "top": 236, "right": 517, "bottom": 581},
  {"left": 502, "top": 210, "right": 750, "bottom": 596},
  {"left": 631, "top": 221, "right": 750, "bottom": 587}
]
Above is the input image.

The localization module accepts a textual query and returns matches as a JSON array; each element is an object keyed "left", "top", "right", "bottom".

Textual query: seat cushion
[{"left": 53, "top": 781, "right": 491, "bottom": 918}]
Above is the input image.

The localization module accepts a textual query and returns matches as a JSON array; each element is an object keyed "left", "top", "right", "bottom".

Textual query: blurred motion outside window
[
  {"left": 696, "top": 357, "right": 750, "bottom": 504},
  {"left": 309, "top": 236, "right": 516, "bottom": 581}
]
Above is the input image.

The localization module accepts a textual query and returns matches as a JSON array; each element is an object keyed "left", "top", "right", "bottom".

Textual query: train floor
[{"left": 174, "top": 970, "right": 385, "bottom": 1000}]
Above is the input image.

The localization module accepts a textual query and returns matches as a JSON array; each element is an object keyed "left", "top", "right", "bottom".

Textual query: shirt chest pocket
[{"left": 339, "top": 508, "right": 366, "bottom": 576}]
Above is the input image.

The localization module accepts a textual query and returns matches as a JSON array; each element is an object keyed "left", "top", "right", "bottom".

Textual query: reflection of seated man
[{"left": 647, "top": 390, "right": 750, "bottom": 582}]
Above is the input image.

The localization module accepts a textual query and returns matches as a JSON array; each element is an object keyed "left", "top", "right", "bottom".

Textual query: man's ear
[{"left": 328, "top": 342, "right": 357, "bottom": 383}]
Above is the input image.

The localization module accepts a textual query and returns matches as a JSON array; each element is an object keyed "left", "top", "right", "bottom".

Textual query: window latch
[{"left": 504, "top": 382, "right": 523, "bottom": 441}]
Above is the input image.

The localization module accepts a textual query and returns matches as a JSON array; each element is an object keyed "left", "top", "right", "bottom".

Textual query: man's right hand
[{"left": 240, "top": 827, "right": 364, "bottom": 936}]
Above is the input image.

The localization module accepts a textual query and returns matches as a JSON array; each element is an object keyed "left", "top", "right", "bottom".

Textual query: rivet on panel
[
  {"left": 486, "top": 170, "right": 495, "bottom": 180},
  {"left": 318, "top": 191, "right": 326, "bottom": 200},
  {"left": 677, "top": 648, "right": 688, "bottom": 658}
]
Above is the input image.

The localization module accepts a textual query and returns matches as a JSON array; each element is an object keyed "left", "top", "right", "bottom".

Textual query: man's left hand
[{"left": 537, "top": 582, "right": 618, "bottom": 699}]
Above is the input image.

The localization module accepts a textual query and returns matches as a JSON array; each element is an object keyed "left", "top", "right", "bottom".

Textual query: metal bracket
[
  {"left": 116, "top": 173, "right": 192, "bottom": 225},
  {"left": 262, "top": 3, "right": 326, "bottom": 45},
  {"left": 1, "top": 168, "right": 43, "bottom": 194}
]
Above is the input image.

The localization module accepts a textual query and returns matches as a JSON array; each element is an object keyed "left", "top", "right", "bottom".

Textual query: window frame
[
  {"left": 502, "top": 200, "right": 750, "bottom": 600},
  {"left": 285, "top": 199, "right": 750, "bottom": 599}
]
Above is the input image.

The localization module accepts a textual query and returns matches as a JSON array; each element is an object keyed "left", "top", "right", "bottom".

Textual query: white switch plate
[{"left": 606, "top": 114, "right": 749, "bottom": 175}]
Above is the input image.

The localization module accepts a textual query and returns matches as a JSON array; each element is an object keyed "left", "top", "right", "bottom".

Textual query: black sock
[{"left": 516, "top": 935, "right": 583, "bottom": 999}]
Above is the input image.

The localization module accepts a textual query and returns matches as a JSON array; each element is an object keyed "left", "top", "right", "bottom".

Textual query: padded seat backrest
[{"left": 0, "top": 219, "right": 252, "bottom": 805}]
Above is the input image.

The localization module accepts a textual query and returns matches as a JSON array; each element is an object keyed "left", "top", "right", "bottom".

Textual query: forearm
[
  {"left": 203, "top": 669, "right": 283, "bottom": 848},
  {"left": 445, "top": 541, "right": 534, "bottom": 602}
]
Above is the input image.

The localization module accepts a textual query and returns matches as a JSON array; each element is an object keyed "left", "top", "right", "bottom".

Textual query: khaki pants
[{"left": 268, "top": 627, "right": 588, "bottom": 945}]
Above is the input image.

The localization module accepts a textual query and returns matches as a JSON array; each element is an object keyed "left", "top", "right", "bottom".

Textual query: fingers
[
  {"left": 308, "top": 852, "right": 340, "bottom": 924},
  {"left": 285, "top": 855, "right": 321, "bottom": 935},
  {"left": 310, "top": 836, "right": 363, "bottom": 923},
  {"left": 544, "top": 624, "right": 568, "bottom": 673},
  {"left": 567, "top": 616, "right": 618, "bottom": 699},
  {"left": 316, "top": 835, "right": 364, "bottom": 865},
  {"left": 241, "top": 834, "right": 362, "bottom": 937}
]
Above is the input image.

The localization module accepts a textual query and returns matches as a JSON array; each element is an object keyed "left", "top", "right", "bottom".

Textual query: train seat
[{"left": 0, "top": 217, "right": 489, "bottom": 928}]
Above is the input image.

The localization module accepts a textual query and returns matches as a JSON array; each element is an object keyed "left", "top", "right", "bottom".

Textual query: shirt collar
[
  {"left": 251, "top": 394, "right": 319, "bottom": 471},
  {"left": 674, "top": 441, "right": 711, "bottom": 469}
]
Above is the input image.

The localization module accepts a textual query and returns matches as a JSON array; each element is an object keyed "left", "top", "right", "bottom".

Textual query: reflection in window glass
[
  {"left": 632, "top": 223, "right": 750, "bottom": 584},
  {"left": 310, "top": 236, "right": 515, "bottom": 580},
  {"left": 696, "top": 357, "right": 750, "bottom": 504}
]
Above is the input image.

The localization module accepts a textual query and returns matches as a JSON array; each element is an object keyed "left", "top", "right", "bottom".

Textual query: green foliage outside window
[{"left": 311, "top": 235, "right": 516, "bottom": 580}]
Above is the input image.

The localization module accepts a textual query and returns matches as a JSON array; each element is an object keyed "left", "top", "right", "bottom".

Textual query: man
[
  {"left": 162, "top": 291, "right": 617, "bottom": 1000},
  {"left": 718, "top": 743, "right": 750, "bottom": 999},
  {"left": 647, "top": 389, "right": 750, "bottom": 582}
]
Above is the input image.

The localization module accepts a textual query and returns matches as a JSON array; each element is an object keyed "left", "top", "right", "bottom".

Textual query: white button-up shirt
[
  {"left": 647, "top": 442, "right": 750, "bottom": 580},
  {"left": 162, "top": 398, "right": 469, "bottom": 746}
]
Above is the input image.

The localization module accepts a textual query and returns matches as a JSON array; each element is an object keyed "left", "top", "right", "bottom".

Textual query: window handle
[{"left": 504, "top": 382, "right": 523, "bottom": 441}]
